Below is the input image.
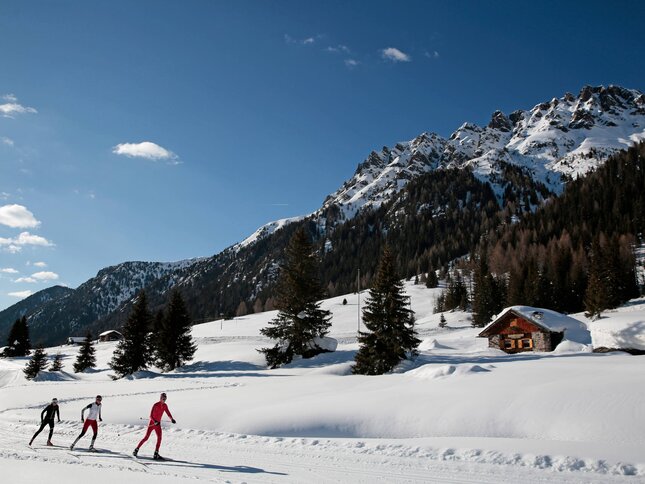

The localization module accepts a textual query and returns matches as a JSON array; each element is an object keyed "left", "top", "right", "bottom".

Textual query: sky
[{"left": 1, "top": 0, "right": 644, "bottom": 310}]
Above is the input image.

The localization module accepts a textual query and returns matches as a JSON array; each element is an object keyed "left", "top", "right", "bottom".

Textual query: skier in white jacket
[{"left": 70, "top": 395, "right": 103, "bottom": 451}]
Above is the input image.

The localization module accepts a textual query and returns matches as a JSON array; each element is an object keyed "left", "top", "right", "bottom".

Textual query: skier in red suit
[{"left": 133, "top": 392, "right": 176, "bottom": 460}]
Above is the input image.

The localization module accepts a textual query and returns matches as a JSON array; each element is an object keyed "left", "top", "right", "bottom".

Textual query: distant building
[
  {"left": 478, "top": 306, "right": 591, "bottom": 353},
  {"left": 67, "top": 336, "right": 86, "bottom": 345},
  {"left": 98, "top": 330, "right": 124, "bottom": 342}
]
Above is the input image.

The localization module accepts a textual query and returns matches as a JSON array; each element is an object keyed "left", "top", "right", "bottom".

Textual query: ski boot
[
  {"left": 153, "top": 450, "right": 164, "bottom": 461},
  {"left": 46, "top": 440, "right": 53, "bottom": 447},
  {"left": 28, "top": 439, "right": 34, "bottom": 447},
  {"left": 133, "top": 447, "right": 139, "bottom": 457}
]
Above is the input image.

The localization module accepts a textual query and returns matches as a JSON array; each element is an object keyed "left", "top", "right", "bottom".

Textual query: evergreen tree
[
  {"left": 73, "top": 332, "right": 96, "bottom": 373},
  {"left": 23, "top": 346, "right": 48, "bottom": 380},
  {"left": 154, "top": 290, "right": 196, "bottom": 371},
  {"left": 584, "top": 240, "right": 610, "bottom": 318},
  {"left": 109, "top": 290, "right": 152, "bottom": 378},
  {"left": 425, "top": 269, "right": 438, "bottom": 289},
  {"left": 472, "top": 254, "right": 496, "bottom": 327},
  {"left": 50, "top": 353, "right": 64, "bottom": 372},
  {"left": 3, "top": 316, "right": 31, "bottom": 357},
  {"left": 260, "top": 227, "right": 332, "bottom": 368},
  {"left": 439, "top": 313, "right": 447, "bottom": 328},
  {"left": 353, "top": 246, "right": 420, "bottom": 375}
]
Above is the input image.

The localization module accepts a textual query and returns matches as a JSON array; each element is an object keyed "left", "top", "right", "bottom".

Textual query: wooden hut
[
  {"left": 98, "top": 330, "right": 124, "bottom": 342},
  {"left": 478, "top": 306, "right": 590, "bottom": 353}
]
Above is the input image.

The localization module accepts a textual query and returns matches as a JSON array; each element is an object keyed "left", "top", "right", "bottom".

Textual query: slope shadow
[
  {"left": 282, "top": 350, "right": 357, "bottom": 369},
  {"left": 175, "top": 360, "right": 265, "bottom": 372}
]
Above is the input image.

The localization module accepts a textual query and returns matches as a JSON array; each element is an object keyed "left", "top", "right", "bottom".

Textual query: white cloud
[
  {"left": 381, "top": 47, "right": 411, "bottom": 62},
  {"left": 16, "top": 270, "right": 59, "bottom": 283},
  {"left": 0, "top": 192, "right": 9, "bottom": 200},
  {"left": 1, "top": 268, "right": 19, "bottom": 274},
  {"left": 1, "top": 137, "right": 14, "bottom": 146},
  {"left": 0, "top": 232, "right": 54, "bottom": 253},
  {"left": 8, "top": 290, "right": 32, "bottom": 299},
  {"left": 326, "top": 45, "right": 350, "bottom": 54},
  {"left": 284, "top": 34, "right": 318, "bottom": 46},
  {"left": 0, "top": 94, "right": 37, "bottom": 118},
  {"left": 344, "top": 59, "right": 359, "bottom": 68},
  {"left": 33, "top": 261, "right": 47, "bottom": 268},
  {"left": 112, "top": 141, "right": 178, "bottom": 163},
  {"left": 0, "top": 204, "right": 41, "bottom": 228},
  {"left": 425, "top": 50, "right": 440, "bottom": 59}
]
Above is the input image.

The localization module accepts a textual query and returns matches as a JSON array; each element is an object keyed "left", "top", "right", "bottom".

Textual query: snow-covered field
[{"left": 1, "top": 283, "right": 645, "bottom": 483}]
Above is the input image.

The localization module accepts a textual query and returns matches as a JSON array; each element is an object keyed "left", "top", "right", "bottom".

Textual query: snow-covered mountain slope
[
  {"left": 2, "top": 283, "right": 644, "bottom": 483},
  {"left": 1, "top": 259, "right": 204, "bottom": 346},
  {"left": 321, "top": 85, "right": 645, "bottom": 222}
]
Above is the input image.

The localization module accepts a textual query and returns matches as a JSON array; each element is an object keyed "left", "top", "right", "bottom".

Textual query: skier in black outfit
[{"left": 29, "top": 398, "right": 61, "bottom": 446}]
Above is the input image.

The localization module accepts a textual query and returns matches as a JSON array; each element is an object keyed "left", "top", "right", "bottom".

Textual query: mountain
[
  {"left": 3, "top": 85, "right": 644, "bottom": 346},
  {"left": 0, "top": 285, "right": 74, "bottom": 346},
  {"left": 0, "top": 260, "right": 202, "bottom": 346}
]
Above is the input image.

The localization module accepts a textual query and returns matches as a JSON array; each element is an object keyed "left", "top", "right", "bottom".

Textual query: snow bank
[
  {"left": 587, "top": 299, "right": 645, "bottom": 350},
  {"left": 406, "top": 363, "right": 492, "bottom": 380}
]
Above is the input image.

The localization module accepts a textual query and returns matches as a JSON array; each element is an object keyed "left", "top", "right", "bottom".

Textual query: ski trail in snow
[{"left": 0, "top": 416, "right": 640, "bottom": 483}]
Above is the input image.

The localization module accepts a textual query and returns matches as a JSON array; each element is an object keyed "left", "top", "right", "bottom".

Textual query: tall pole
[{"left": 357, "top": 267, "right": 361, "bottom": 336}]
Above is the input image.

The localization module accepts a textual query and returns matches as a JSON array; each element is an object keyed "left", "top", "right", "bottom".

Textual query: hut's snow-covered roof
[
  {"left": 481, "top": 306, "right": 591, "bottom": 344},
  {"left": 99, "top": 330, "right": 123, "bottom": 337}
]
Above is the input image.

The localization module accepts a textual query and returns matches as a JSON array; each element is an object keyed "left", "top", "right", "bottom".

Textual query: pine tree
[
  {"left": 50, "top": 353, "right": 64, "bottom": 372},
  {"left": 472, "top": 253, "right": 503, "bottom": 327},
  {"left": 425, "top": 269, "right": 438, "bottom": 289},
  {"left": 73, "top": 332, "right": 96, "bottom": 373},
  {"left": 23, "top": 346, "right": 48, "bottom": 380},
  {"left": 439, "top": 313, "right": 447, "bottom": 328},
  {"left": 353, "top": 246, "right": 420, "bottom": 375},
  {"left": 584, "top": 240, "right": 609, "bottom": 318},
  {"left": 154, "top": 290, "right": 196, "bottom": 371},
  {"left": 109, "top": 290, "right": 152, "bottom": 378},
  {"left": 260, "top": 227, "right": 332, "bottom": 368},
  {"left": 3, "top": 316, "right": 31, "bottom": 357}
]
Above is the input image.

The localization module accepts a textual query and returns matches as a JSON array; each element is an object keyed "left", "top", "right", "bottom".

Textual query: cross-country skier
[
  {"left": 70, "top": 395, "right": 103, "bottom": 451},
  {"left": 133, "top": 392, "right": 176, "bottom": 460},
  {"left": 29, "top": 398, "right": 61, "bottom": 446}
]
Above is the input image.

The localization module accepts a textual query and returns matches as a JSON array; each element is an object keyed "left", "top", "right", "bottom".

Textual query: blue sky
[{"left": 1, "top": 0, "right": 644, "bottom": 310}]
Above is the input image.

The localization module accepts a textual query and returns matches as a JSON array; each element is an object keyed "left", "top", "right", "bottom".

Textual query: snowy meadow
[{"left": 1, "top": 283, "right": 645, "bottom": 483}]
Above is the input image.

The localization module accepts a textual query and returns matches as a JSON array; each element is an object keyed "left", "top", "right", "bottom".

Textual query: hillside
[{"left": 3, "top": 84, "right": 645, "bottom": 346}]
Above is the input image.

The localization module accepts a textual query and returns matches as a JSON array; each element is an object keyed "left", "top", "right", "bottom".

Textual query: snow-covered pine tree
[
  {"left": 109, "top": 290, "right": 152, "bottom": 378},
  {"left": 154, "top": 289, "right": 196, "bottom": 371},
  {"left": 260, "top": 227, "right": 332, "bottom": 368},
  {"left": 24, "top": 346, "right": 48, "bottom": 379},
  {"left": 50, "top": 353, "right": 64, "bottom": 372},
  {"left": 3, "top": 316, "right": 31, "bottom": 357},
  {"left": 353, "top": 246, "right": 420, "bottom": 375},
  {"left": 73, "top": 332, "right": 96, "bottom": 373}
]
